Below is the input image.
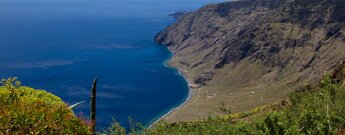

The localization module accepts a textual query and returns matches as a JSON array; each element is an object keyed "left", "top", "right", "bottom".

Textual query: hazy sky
[
  {"left": 0, "top": 0, "right": 220, "bottom": 1},
  {"left": 0, "top": 0, "right": 225, "bottom": 19}
]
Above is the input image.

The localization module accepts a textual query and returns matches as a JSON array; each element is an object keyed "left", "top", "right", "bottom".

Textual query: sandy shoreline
[{"left": 148, "top": 49, "right": 194, "bottom": 129}]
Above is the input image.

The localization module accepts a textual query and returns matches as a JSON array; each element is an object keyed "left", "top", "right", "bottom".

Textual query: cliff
[{"left": 155, "top": 0, "right": 345, "bottom": 122}]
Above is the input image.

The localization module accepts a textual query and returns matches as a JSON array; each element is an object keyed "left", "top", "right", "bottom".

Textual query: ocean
[{"left": 0, "top": 0, "right": 223, "bottom": 129}]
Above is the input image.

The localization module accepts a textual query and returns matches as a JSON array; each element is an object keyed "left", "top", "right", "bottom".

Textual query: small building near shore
[{"left": 189, "top": 83, "right": 201, "bottom": 89}]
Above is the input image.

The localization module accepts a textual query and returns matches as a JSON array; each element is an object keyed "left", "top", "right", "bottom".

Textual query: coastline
[{"left": 148, "top": 48, "right": 193, "bottom": 129}]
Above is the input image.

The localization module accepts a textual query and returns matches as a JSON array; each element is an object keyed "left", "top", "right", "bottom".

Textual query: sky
[{"left": 0, "top": 0, "right": 226, "bottom": 19}]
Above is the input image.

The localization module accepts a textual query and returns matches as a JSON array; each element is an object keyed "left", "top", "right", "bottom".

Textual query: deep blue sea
[{"left": 0, "top": 0, "right": 223, "bottom": 129}]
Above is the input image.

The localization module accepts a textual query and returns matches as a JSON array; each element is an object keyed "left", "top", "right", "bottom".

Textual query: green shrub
[
  {"left": 102, "top": 119, "right": 127, "bottom": 135},
  {"left": 0, "top": 78, "right": 89, "bottom": 134}
]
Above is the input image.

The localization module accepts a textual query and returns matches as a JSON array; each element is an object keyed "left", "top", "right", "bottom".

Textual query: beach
[{"left": 147, "top": 49, "right": 192, "bottom": 128}]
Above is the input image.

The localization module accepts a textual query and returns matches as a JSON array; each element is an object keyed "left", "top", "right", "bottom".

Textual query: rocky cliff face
[{"left": 155, "top": 0, "right": 345, "bottom": 122}]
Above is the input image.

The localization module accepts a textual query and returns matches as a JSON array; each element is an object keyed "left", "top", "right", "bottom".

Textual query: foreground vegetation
[
  {"left": 1, "top": 63, "right": 345, "bottom": 134},
  {"left": 0, "top": 78, "right": 89, "bottom": 134}
]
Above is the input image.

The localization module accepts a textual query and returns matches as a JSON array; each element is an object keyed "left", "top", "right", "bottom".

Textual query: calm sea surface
[{"left": 0, "top": 0, "right": 223, "bottom": 129}]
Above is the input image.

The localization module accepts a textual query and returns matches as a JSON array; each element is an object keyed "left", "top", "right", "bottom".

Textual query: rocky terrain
[
  {"left": 155, "top": 0, "right": 345, "bottom": 122},
  {"left": 168, "top": 11, "right": 188, "bottom": 20}
]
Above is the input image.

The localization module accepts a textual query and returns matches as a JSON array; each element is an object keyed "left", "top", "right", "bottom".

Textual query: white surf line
[
  {"left": 148, "top": 85, "right": 192, "bottom": 129},
  {"left": 148, "top": 52, "right": 193, "bottom": 129}
]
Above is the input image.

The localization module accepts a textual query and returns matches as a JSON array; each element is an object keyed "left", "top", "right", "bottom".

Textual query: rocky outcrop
[
  {"left": 168, "top": 11, "right": 188, "bottom": 20},
  {"left": 155, "top": 0, "right": 345, "bottom": 122}
]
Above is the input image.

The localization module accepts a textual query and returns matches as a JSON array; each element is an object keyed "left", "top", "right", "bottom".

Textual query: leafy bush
[{"left": 0, "top": 78, "right": 89, "bottom": 134}]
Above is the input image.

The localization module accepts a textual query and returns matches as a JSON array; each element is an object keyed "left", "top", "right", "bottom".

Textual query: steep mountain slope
[{"left": 155, "top": 0, "right": 345, "bottom": 122}]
